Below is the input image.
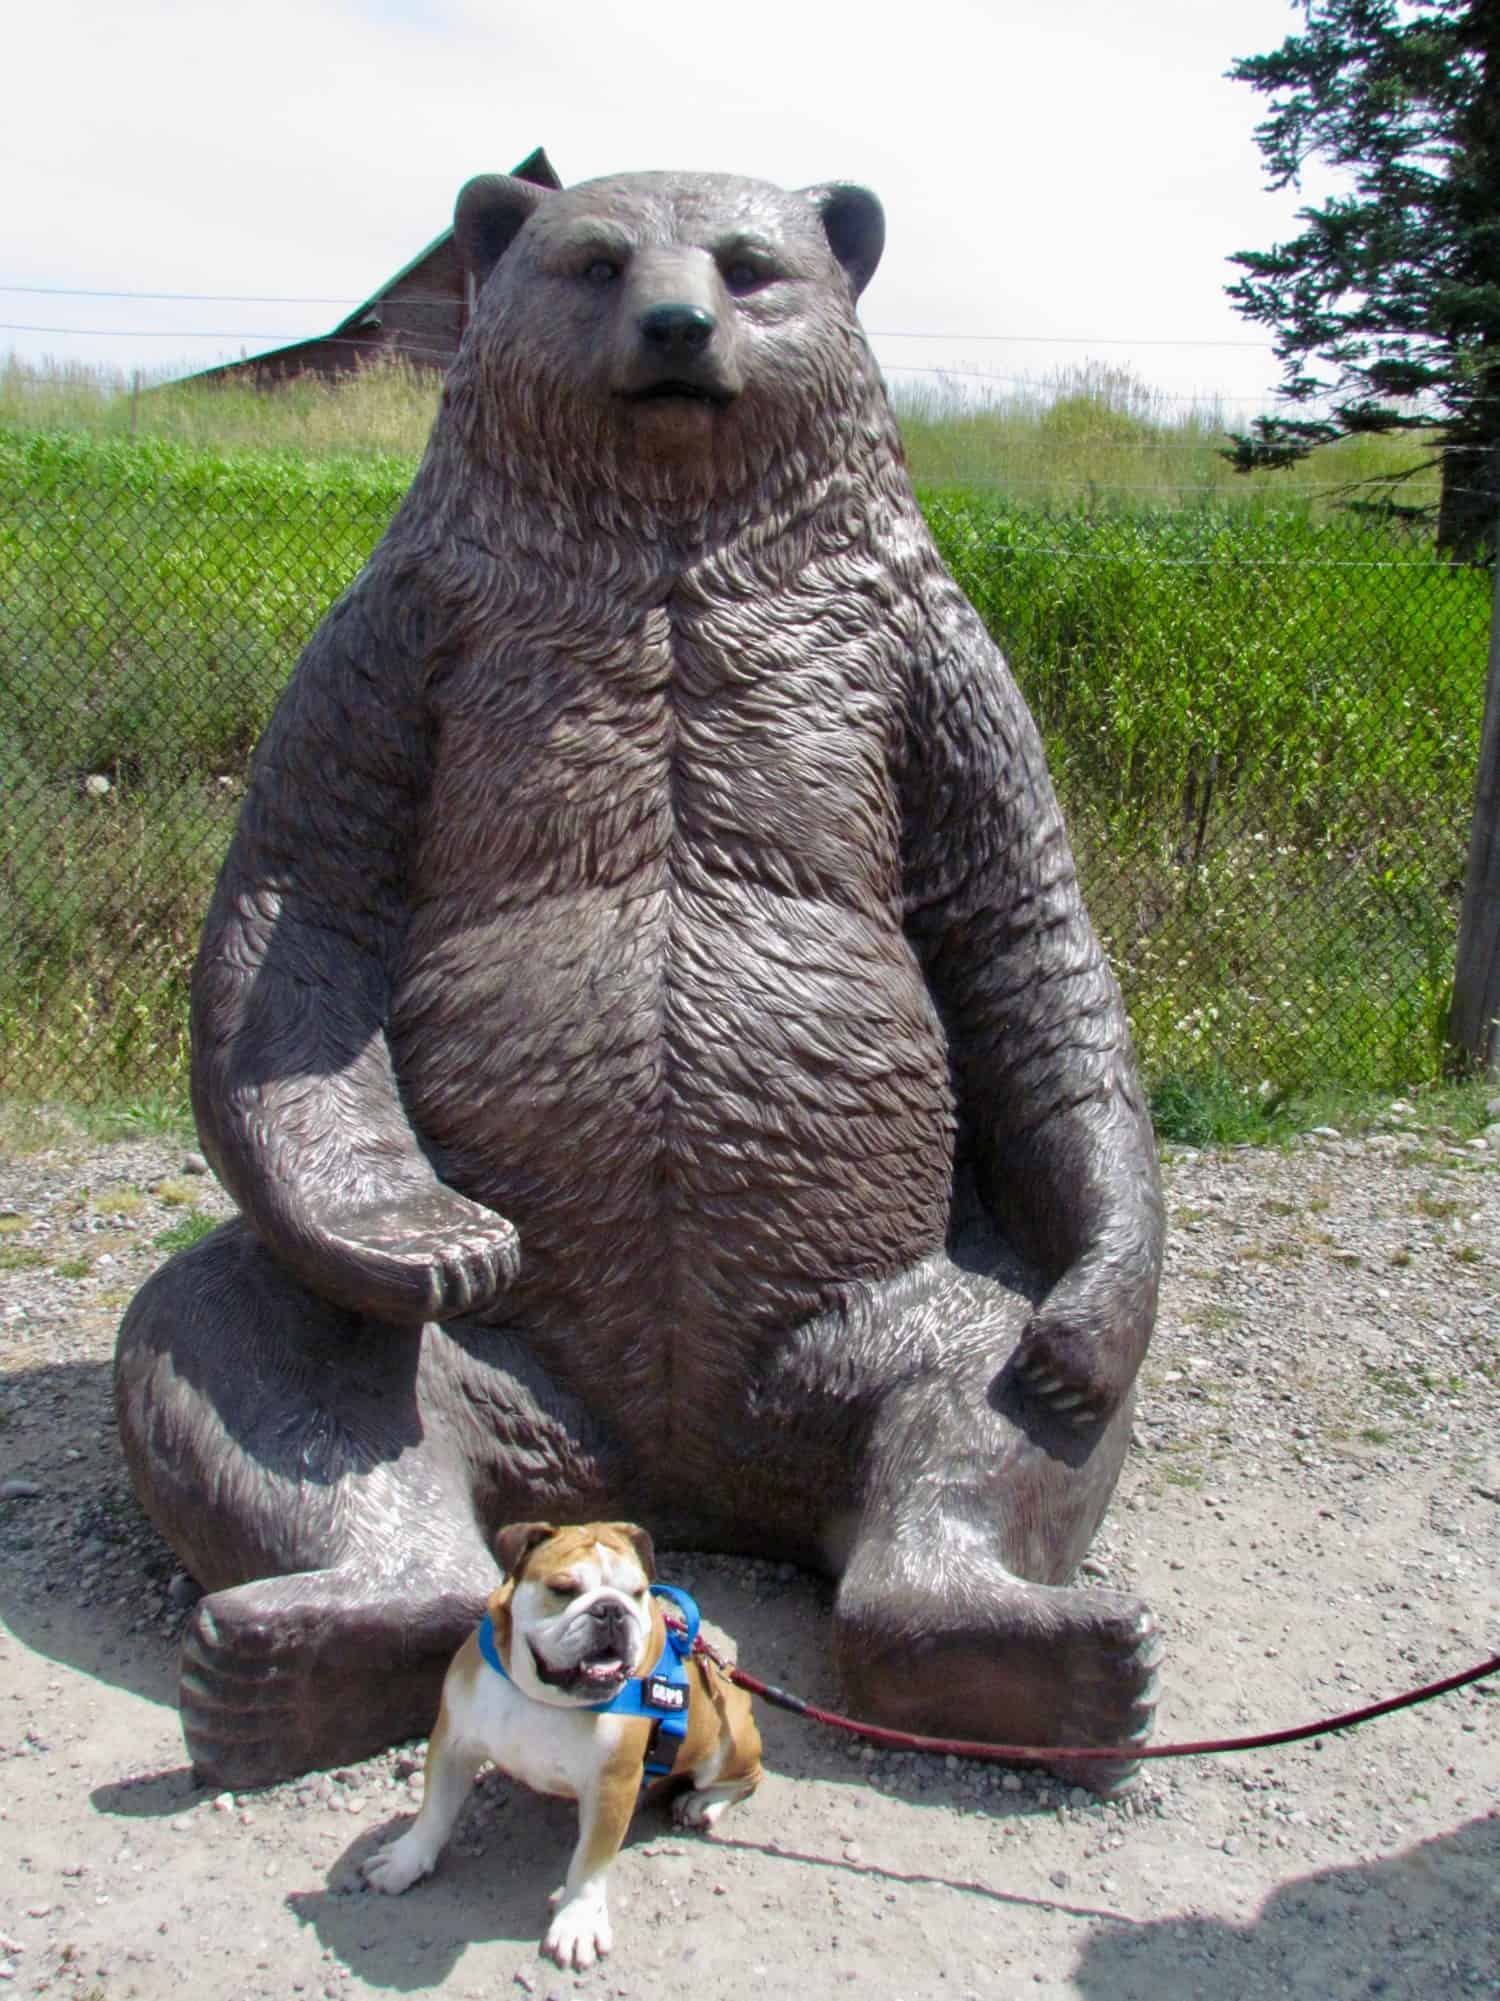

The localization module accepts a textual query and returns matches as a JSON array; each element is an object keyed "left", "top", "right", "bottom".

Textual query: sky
[{"left": 3, "top": 0, "right": 1335, "bottom": 419}]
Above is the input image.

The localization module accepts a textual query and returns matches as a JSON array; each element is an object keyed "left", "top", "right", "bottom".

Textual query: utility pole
[{"left": 1449, "top": 484, "right": 1500, "bottom": 1076}]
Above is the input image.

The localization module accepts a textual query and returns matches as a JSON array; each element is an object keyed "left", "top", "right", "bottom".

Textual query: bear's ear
[
  {"left": 455, "top": 173, "right": 554, "bottom": 288},
  {"left": 800, "top": 183, "right": 885, "bottom": 300}
]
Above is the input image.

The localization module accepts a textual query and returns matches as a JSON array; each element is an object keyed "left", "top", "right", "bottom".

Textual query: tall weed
[{"left": 0, "top": 392, "right": 1487, "bottom": 1105}]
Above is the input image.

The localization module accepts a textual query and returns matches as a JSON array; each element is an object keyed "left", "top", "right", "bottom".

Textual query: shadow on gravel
[
  {"left": 90, "top": 1767, "right": 200, "bottom": 1817},
  {"left": 287, "top": 1790, "right": 1112, "bottom": 1993},
  {"left": 1073, "top": 1812, "right": 1500, "bottom": 1999},
  {"left": 288, "top": 1796, "right": 664, "bottom": 1991},
  {"left": 0, "top": 1356, "right": 180, "bottom": 1710}
]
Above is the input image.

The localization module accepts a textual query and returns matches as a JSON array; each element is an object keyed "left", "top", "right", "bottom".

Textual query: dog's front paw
[
  {"left": 672, "top": 1788, "right": 728, "bottom": 1831},
  {"left": 543, "top": 1886, "right": 612, "bottom": 1970},
  {"left": 362, "top": 1833, "right": 435, "bottom": 1897}
]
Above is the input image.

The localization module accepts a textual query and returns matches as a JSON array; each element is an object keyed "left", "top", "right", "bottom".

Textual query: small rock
[
  {"left": 1001, "top": 1773, "right": 1024, "bottom": 1792},
  {"left": 1070, "top": 1787, "right": 1091, "bottom": 1808},
  {"left": 181, "top": 1153, "right": 210, "bottom": 1176},
  {"left": 1049, "top": 1869, "right": 1069, "bottom": 1890},
  {"left": 212, "top": 1792, "right": 235, "bottom": 1812},
  {"left": 842, "top": 1842, "right": 862, "bottom": 1863},
  {"left": 171, "top": 1816, "right": 193, "bottom": 1833},
  {"left": 83, "top": 773, "right": 111, "bottom": 798},
  {"left": 1310, "top": 1125, "right": 1342, "bottom": 1141},
  {"left": 0, "top": 1480, "right": 41, "bottom": 1503},
  {"left": 166, "top": 1573, "right": 202, "bottom": 1611}
]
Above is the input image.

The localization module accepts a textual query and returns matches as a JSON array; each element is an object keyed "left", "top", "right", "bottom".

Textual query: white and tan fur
[{"left": 362, "top": 1521, "right": 763, "bottom": 1970}]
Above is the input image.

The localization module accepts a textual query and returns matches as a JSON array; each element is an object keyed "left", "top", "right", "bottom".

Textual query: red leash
[{"left": 693, "top": 1639, "right": 1500, "bottom": 1765}]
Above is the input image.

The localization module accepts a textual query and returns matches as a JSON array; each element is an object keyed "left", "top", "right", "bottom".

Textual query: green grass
[
  {"left": 893, "top": 364, "right": 1444, "bottom": 516},
  {"left": 2, "top": 352, "right": 1445, "bottom": 509},
  {"left": 0, "top": 352, "right": 442, "bottom": 460},
  {"left": 925, "top": 490, "right": 1487, "bottom": 1094},
  {"left": 152, "top": 1212, "right": 219, "bottom": 1253},
  {"left": 1151, "top": 1074, "right": 1496, "bottom": 1148},
  {"left": 0, "top": 360, "right": 1490, "bottom": 1108},
  {"left": 0, "top": 427, "right": 408, "bottom": 1098}
]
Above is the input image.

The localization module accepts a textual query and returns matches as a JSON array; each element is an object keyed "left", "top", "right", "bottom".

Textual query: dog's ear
[
  {"left": 486, "top": 1576, "right": 516, "bottom": 1655},
  {"left": 610, "top": 1523, "right": 656, "bottom": 1582},
  {"left": 495, "top": 1521, "right": 557, "bottom": 1580}
]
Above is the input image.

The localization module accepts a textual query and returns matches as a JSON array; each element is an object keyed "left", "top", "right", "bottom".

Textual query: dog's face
[{"left": 488, "top": 1522, "right": 660, "bottom": 1709}]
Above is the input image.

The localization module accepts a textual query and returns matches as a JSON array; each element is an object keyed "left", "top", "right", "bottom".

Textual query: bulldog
[{"left": 362, "top": 1521, "right": 764, "bottom": 1969}]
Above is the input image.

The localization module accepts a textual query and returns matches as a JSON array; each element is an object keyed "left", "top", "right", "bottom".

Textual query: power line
[
  {"left": 876, "top": 331, "right": 1271, "bottom": 349},
  {"left": 1, "top": 321, "right": 316, "bottom": 340},
  {"left": 0, "top": 283, "right": 367, "bottom": 305},
  {"left": 1, "top": 282, "right": 1277, "bottom": 348}
]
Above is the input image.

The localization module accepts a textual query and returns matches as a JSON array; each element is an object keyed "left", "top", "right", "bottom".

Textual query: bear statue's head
[{"left": 444, "top": 169, "right": 890, "bottom": 511}]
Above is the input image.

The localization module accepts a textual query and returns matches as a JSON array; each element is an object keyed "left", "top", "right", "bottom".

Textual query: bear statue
[{"left": 115, "top": 166, "right": 1164, "bottom": 1792}]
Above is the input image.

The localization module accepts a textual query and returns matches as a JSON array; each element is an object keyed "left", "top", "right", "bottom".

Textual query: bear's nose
[{"left": 639, "top": 303, "right": 716, "bottom": 357}]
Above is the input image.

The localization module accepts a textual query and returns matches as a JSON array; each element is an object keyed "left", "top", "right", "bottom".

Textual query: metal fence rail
[{"left": 1, "top": 431, "right": 1492, "bottom": 1107}]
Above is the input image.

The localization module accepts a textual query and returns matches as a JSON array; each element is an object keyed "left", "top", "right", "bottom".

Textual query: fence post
[{"left": 1449, "top": 494, "right": 1500, "bottom": 1078}]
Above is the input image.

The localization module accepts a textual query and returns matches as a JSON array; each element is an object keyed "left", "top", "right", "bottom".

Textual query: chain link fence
[{"left": 2, "top": 424, "right": 1492, "bottom": 1109}]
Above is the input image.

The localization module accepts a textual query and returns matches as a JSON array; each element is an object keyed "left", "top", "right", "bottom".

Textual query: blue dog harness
[{"left": 478, "top": 1582, "right": 700, "bottom": 1778}]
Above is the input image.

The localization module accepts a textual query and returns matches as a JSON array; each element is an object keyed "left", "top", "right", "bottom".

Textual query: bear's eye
[
  {"left": 722, "top": 259, "right": 769, "bottom": 295},
  {"left": 583, "top": 258, "right": 621, "bottom": 288}
]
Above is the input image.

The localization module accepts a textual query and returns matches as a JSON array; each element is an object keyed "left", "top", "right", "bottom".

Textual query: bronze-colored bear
[{"left": 115, "top": 168, "right": 1164, "bottom": 1791}]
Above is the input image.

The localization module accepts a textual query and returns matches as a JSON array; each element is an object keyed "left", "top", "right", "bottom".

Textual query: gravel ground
[{"left": 1, "top": 1105, "right": 1497, "bottom": 2000}]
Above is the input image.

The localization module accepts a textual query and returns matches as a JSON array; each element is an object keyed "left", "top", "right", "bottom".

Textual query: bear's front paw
[
  {"left": 1012, "top": 1310, "right": 1133, "bottom": 1430},
  {"left": 322, "top": 1187, "right": 521, "bottom": 1323},
  {"left": 1009, "top": 1252, "right": 1155, "bottom": 1429}
]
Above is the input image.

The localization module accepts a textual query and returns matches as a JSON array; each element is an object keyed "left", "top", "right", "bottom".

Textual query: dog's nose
[
  {"left": 589, "top": 1598, "right": 629, "bottom": 1633},
  {"left": 639, "top": 303, "right": 715, "bottom": 358}
]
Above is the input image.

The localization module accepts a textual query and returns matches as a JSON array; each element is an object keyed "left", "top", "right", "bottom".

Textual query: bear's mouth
[{"left": 624, "top": 379, "right": 736, "bottom": 408}]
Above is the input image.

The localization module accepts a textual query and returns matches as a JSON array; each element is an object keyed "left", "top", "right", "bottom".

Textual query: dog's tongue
[{"left": 581, "top": 1658, "right": 624, "bottom": 1685}]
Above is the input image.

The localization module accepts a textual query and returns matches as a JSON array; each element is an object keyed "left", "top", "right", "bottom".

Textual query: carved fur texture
[{"left": 116, "top": 170, "right": 1165, "bottom": 1792}]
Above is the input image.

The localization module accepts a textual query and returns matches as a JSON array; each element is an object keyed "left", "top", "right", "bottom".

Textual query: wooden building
[{"left": 197, "top": 148, "right": 560, "bottom": 387}]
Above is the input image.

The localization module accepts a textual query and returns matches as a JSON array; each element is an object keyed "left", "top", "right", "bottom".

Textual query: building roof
[{"left": 192, "top": 146, "right": 561, "bottom": 383}]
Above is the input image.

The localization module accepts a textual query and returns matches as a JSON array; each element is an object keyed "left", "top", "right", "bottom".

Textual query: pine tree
[{"left": 1225, "top": 0, "right": 1500, "bottom": 562}]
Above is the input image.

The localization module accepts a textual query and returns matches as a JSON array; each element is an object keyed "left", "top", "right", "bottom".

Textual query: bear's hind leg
[
  {"left": 833, "top": 1546, "right": 1161, "bottom": 1795},
  {"left": 749, "top": 1240, "right": 1161, "bottom": 1792},
  {"left": 180, "top": 1562, "right": 481, "bottom": 1789},
  {"left": 116, "top": 1219, "right": 615, "bottom": 1788},
  {"left": 829, "top": 1310, "right": 1161, "bottom": 1792}
]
